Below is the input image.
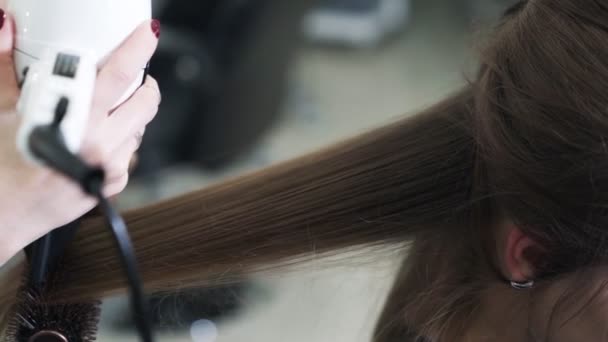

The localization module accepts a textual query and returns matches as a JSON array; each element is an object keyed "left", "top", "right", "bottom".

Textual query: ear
[{"left": 498, "top": 224, "right": 545, "bottom": 282}]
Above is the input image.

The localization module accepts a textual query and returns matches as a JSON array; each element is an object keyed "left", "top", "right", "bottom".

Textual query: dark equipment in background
[{"left": 136, "top": 0, "right": 319, "bottom": 178}]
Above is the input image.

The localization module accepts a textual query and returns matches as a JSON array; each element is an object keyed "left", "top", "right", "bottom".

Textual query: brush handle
[
  {"left": 25, "top": 219, "right": 82, "bottom": 288},
  {"left": 27, "top": 235, "right": 52, "bottom": 286}
]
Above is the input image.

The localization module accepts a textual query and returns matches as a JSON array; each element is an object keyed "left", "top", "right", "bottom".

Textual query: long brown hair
[{"left": 4, "top": 0, "right": 608, "bottom": 340}]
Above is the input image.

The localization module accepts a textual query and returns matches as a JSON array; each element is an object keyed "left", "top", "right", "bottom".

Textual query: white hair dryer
[{"left": 7, "top": 0, "right": 151, "bottom": 164}]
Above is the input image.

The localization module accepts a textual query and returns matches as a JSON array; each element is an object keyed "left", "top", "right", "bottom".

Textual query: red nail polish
[
  {"left": 0, "top": 9, "right": 6, "bottom": 31},
  {"left": 151, "top": 19, "right": 161, "bottom": 38}
]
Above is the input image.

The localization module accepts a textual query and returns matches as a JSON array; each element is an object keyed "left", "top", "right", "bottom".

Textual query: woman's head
[
  {"left": 460, "top": 0, "right": 608, "bottom": 339},
  {"left": 377, "top": 1, "right": 608, "bottom": 341},
  {"left": 475, "top": 0, "right": 608, "bottom": 275}
]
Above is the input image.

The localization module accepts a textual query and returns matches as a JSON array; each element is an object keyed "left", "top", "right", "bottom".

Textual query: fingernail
[
  {"left": 0, "top": 9, "right": 6, "bottom": 31},
  {"left": 151, "top": 19, "right": 161, "bottom": 38}
]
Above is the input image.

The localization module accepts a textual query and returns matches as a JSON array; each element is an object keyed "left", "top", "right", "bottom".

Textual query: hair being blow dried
[
  {"left": 5, "top": 0, "right": 608, "bottom": 341},
  {"left": 55, "top": 87, "right": 477, "bottom": 299}
]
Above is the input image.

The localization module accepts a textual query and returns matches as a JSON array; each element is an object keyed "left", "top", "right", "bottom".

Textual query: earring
[{"left": 511, "top": 280, "right": 535, "bottom": 290}]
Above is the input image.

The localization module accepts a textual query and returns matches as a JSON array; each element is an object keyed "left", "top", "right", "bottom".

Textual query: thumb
[{"left": 0, "top": 9, "right": 18, "bottom": 112}]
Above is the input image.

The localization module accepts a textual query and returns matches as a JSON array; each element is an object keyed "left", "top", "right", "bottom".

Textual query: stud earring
[{"left": 511, "top": 280, "right": 535, "bottom": 290}]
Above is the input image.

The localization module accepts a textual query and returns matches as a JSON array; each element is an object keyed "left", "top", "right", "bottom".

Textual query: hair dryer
[{"left": 8, "top": 0, "right": 151, "bottom": 163}]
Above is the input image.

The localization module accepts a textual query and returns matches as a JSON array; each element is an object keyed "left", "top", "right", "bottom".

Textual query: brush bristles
[{"left": 5, "top": 285, "right": 101, "bottom": 342}]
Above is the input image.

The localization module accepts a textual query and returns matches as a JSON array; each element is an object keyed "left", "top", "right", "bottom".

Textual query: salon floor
[{"left": 99, "top": 1, "right": 490, "bottom": 341}]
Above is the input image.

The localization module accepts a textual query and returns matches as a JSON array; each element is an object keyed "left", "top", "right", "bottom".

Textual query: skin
[{"left": 0, "top": 12, "right": 161, "bottom": 266}]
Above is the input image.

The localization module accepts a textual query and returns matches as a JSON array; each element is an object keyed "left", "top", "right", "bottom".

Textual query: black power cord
[
  {"left": 27, "top": 97, "right": 154, "bottom": 342},
  {"left": 96, "top": 193, "right": 153, "bottom": 342}
]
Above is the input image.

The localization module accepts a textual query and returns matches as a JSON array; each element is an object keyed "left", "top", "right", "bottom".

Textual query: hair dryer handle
[{"left": 16, "top": 49, "right": 97, "bottom": 166}]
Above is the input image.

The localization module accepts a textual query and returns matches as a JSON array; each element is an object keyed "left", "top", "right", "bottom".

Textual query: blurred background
[{"left": 99, "top": 0, "right": 514, "bottom": 341}]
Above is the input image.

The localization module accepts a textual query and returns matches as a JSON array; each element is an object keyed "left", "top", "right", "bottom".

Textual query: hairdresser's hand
[{"left": 0, "top": 14, "right": 161, "bottom": 266}]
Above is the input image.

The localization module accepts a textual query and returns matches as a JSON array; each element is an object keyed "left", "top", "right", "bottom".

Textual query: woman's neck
[{"left": 461, "top": 284, "right": 531, "bottom": 342}]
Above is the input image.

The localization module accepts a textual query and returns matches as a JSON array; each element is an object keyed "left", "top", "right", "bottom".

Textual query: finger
[
  {"left": 100, "top": 76, "right": 160, "bottom": 152},
  {"left": 0, "top": 9, "right": 14, "bottom": 67},
  {"left": 103, "top": 173, "right": 129, "bottom": 198},
  {"left": 93, "top": 19, "right": 160, "bottom": 112},
  {"left": 0, "top": 11, "right": 18, "bottom": 110},
  {"left": 104, "top": 135, "right": 141, "bottom": 181}
]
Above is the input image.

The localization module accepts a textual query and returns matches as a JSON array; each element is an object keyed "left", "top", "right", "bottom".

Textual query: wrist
[
  {"left": 0, "top": 171, "right": 54, "bottom": 265},
  {"left": 0, "top": 216, "right": 24, "bottom": 267}
]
